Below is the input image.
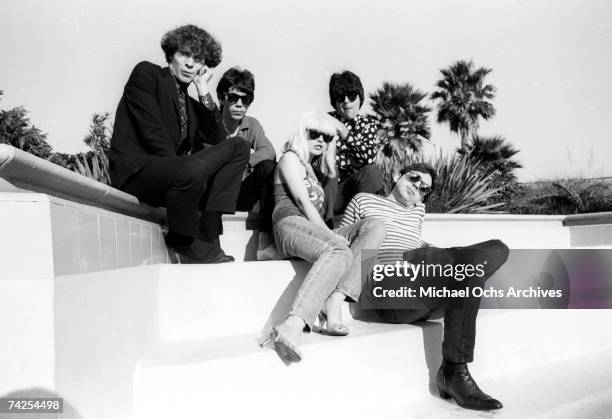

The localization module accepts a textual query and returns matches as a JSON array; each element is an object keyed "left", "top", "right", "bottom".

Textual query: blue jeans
[{"left": 273, "top": 215, "right": 386, "bottom": 331}]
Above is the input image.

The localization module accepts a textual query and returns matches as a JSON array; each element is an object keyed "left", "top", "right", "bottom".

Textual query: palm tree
[
  {"left": 369, "top": 82, "right": 431, "bottom": 152},
  {"left": 431, "top": 60, "right": 496, "bottom": 149},
  {"left": 457, "top": 134, "right": 521, "bottom": 181}
]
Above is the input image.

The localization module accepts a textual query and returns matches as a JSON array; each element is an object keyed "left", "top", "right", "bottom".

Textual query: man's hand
[{"left": 193, "top": 66, "right": 214, "bottom": 96}]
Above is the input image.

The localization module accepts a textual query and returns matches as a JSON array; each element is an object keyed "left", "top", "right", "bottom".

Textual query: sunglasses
[
  {"left": 307, "top": 129, "right": 334, "bottom": 143},
  {"left": 225, "top": 92, "right": 253, "bottom": 106},
  {"left": 334, "top": 92, "right": 359, "bottom": 103},
  {"left": 402, "top": 171, "right": 432, "bottom": 194}
]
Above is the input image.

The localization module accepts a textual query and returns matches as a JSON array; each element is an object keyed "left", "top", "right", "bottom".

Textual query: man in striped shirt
[{"left": 341, "top": 162, "right": 509, "bottom": 412}]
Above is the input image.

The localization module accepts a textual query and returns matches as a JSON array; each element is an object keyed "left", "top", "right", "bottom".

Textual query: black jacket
[{"left": 109, "top": 61, "right": 219, "bottom": 188}]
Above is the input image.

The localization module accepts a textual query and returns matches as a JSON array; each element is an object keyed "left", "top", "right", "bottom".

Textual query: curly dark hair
[
  {"left": 329, "top": 70, "right": 365, "bottom": 108},
  {"left": 216, "top": 67, "right": 255, "bottom": 103},
  {"left": 161, "top": 24, "right": 222, "bottom": 68}
]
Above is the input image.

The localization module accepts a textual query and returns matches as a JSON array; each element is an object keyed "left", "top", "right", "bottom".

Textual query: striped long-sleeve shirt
[{"left": 340, "top": 193, "right": 425, "bottom": 264}]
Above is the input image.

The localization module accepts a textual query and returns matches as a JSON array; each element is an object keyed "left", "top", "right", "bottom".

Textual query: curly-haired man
[{"left": 109, "top": 24, "right": 249, "bottom": 263}]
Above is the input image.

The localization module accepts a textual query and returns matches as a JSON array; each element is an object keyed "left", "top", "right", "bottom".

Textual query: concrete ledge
[
  {"left": 564, "top": 211, "right": 612, "bottom": 226},
  {"left": 0, "top": 144, "right": 165, "bottom": 225}
]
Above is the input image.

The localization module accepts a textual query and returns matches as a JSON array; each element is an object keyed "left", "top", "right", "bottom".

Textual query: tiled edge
[
  {"left": 48, "top": 200, "right": 167, "bottom": 275},
  {"left": 570, "top": 225, "right": 604, "bottom": 247},
  {"left": 51, "top": 204, "right": 80, "bottom": 276},
  {"left": 116, "top": 217, "right": 132, "bottom": 269},
  {"left": 77, "top": 211, "right": 102, "bottom": 273},
  {"left": 601, "top": 225, "right": 612, "bottom": 245},
  {"left": 100, "top": 215, "right": 118, "bottom": 271},
  {"left": 0, "top": 201, "right": 54, "bottom": 280},
  {"left": 142, "top": 224, "right": 153, "bottom": 265},
  {"left": 130, "top": 222, "right": 144, "bottom": 266}
]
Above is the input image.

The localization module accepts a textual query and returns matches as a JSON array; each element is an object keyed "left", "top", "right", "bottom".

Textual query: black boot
[
  {"left": 436, "top": 360, "right": 503, "bottom": 411},
  {"left": 198, "top": 211, "right": 234, "bottom": 261}
]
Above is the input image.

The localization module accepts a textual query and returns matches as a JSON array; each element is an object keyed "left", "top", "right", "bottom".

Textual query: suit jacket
[{"left": 109, "top": 61, "right": 219, "bottom": 188}]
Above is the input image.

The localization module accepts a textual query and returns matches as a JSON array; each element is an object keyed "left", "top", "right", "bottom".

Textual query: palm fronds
[
  {"left": 369, "top": 81, "right": 431, "bottom": 152},
  {"left": 411, "top": 151, "right": 505, "bottom": 213},
  {"left": 431, "top": 60, "right": 496, "bottom": 149}
]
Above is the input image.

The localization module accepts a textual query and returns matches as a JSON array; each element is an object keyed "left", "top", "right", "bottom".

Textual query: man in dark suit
[{"left": 109, "top": 24, "right": 250, "bottom": 263}]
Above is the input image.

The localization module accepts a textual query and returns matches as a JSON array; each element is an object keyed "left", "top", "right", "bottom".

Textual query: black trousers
[
  {"left": 374, "top": 240, "right": 509, "bottom": 363},
  {"left": 334, "top": 164, "right": 384, "bottom": 214},
  {"left": 236, "top": 159, "right": 276, "bottom": 232},
  {"left": 122, "top": 137, "right": 250, "bottom": 238}
]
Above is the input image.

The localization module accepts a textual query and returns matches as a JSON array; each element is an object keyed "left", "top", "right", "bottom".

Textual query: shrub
[
  {"left": 0, "top": 91, "right": 53, "bottom": 159},
  {"left": 411, "top": 151, "right": 505, "bottom": 213},
  {"left": 511, "top": 178, "right": 612, "bottom": 214}
]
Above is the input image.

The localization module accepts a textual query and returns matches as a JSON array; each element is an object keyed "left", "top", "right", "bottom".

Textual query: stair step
[
  {"left": 403, "top": 349, "right": 612, "bottom": 419},
  {"left": 133, "top": 310, "right": 612, "bottom": 419},
  {"left": 155, "top": 262, "right": 311, "bottom": 341}
]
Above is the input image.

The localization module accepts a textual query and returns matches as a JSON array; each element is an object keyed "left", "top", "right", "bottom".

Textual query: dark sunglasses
[
  {"left": 307, "top": 129, "right": 334, "bottom": 143},
  {"left": 402, "top": 171, "right": 432, "bottom": 194},
  {"left": 225, "top": 92, "right": 253, "bottom": 106},
  {"left": 334, "top": 92, "right": 359, "bottom": 103}
]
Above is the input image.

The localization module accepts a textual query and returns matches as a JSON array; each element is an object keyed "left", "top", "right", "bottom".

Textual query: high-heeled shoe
[
  {"left": 436, "top": 361, "right": 503, "bottom": 411},
  {"left": 315, "top": 312, "right": 349, "bottom": 336},
  {"left": 272, "top": 326, "right": 302, "bottom": 364}
]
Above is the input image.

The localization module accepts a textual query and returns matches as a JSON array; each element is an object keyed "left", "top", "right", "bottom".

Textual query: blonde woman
[{"left": 270, "top": 111, "right": 386, "bottom": 363}]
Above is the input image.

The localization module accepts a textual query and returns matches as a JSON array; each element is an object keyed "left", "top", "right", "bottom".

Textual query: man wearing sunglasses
[
  {"left": 201, "top": 67, "right": 276, "bottom": 258},
  {"left": 328, "top": 71, "right": 381, "bottom": 182},
  {"left": 341, "top": 162, "right": 509, "bottom": 412},
  {"left": 109, "top": 25, "right": 250, "bottom": 264},
  {"left": 318, "top": 71, "right": 382, "bottom": 223}
]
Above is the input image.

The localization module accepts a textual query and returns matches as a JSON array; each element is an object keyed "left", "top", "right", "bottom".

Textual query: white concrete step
[
  {"left": 154, "top": 262, "right": 313, "bottom": 341},
  {"left": 133, "top": 310, "right": 612, "bottom": 419},
  {"left": 386, "top": 349, "right": 612, "bottom": 419}
]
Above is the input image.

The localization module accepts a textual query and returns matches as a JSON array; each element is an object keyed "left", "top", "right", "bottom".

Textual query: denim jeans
[{"left": 273, "top": 215, "right": 386, "bottom": 331}]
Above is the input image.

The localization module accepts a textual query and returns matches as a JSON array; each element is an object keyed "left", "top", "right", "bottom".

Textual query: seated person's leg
[
  {"left": 236, "top": 159, "right": 278, "bottom": 256},
  {"left": 408, "top": 243, "right": 505, "bottom": 411},
  {"left": 273, "top": 215, "right": 353, "bottom": 335},
  {"left": 123, "top": 156, "right": 229, "bottom": 263},
  {"left": 192, "top": 137, "right": 250, "bottom": 249},
  {"left": 334, "top": 164, "right": 384, "bottom": 214},
  {"left": 236, "top": 159, "right": 276, "bottom": 226}
]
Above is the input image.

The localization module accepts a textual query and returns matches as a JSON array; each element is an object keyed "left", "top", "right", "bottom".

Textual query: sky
[{"left": 1, "top": 0, "right": 612, "bottom": 181}]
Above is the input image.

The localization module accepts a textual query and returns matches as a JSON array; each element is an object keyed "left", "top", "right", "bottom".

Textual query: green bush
[
  {"left": 412, "top": 152, "right": 505, "bottom": 213},
  {"left": 511, "top": 178, "right": 612, "bottom": 214}
]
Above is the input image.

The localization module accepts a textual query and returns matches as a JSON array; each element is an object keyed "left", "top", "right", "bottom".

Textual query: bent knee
[
  {"left": 324, "top": 240, "right": 353, "bottom": 267},
  {"left": 227, "top": 136, "right": 251, "bottom": 157},
  {"left": 172, "top": 158, "right": 207, "bottom": 189},
  {"left": 486, "top": 239, "right": 510, "bottom": 261},
  {"left": 256, "top": 159, "right": 276, "bottom": 176}
]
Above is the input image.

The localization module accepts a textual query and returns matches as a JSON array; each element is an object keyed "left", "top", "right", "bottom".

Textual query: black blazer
[{"left": 109, "top": 61, "right": 219, "bottom": 188}]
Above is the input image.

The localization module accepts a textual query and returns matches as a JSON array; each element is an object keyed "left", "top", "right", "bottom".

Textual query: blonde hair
[{"left": 282, "top": 111, "right": 338, "bottom": 178}]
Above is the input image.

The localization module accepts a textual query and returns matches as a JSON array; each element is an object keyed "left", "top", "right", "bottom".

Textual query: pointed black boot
[{"left": 436, "top": 360, "right": 503, "bottom": 411}]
